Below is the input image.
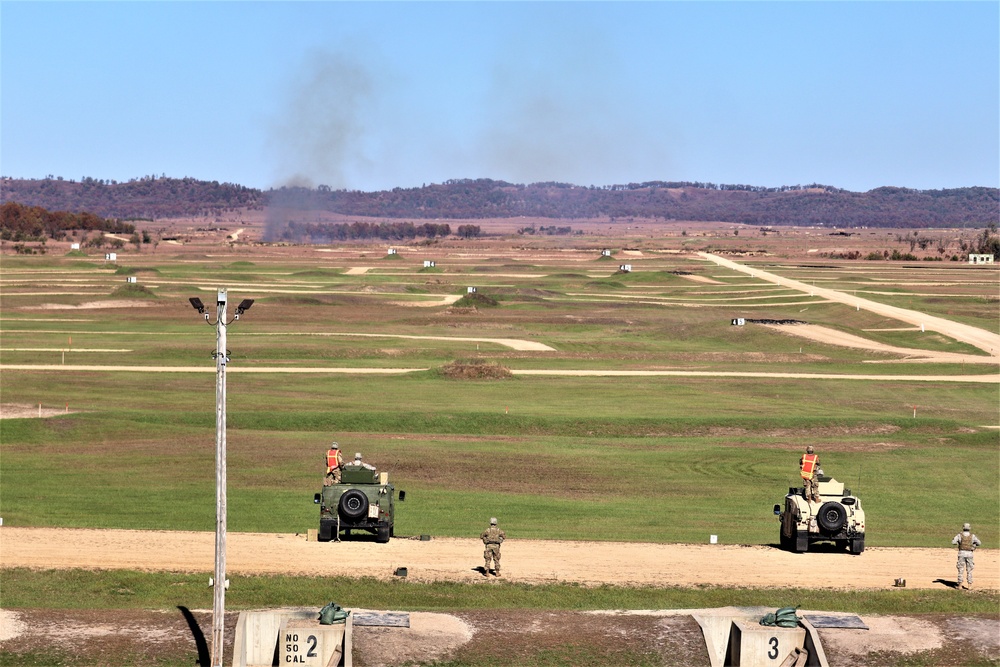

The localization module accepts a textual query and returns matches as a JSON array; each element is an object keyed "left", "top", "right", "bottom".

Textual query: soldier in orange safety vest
[
  {"left": 799, "top": 445, "right": 821, "bottom": 503},
  {"left": 324, "top": 443, "right": 344, "bottom": 486}
]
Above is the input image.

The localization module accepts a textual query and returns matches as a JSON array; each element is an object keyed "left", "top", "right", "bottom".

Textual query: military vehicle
[
  {"left": 314, "top": 463, "right": 404, "bottom": 543},
  {"left": 773, "top": 476, "right": 865, "bottom": 554}
]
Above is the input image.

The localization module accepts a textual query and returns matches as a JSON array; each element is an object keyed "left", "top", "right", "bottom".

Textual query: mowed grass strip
[
  {"left": 4, "top": 369, "right": 996, "bottom": 423},
  {"left": 2, "top": 411, "right": 995, "bottom": 545},
  {"left": 2, "top": 568, "right": 997, "bottom": 614}
]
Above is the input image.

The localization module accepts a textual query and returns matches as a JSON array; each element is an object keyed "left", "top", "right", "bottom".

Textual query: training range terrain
[{"left": 1, "top": 220, "right": 998, "bottom": 665}]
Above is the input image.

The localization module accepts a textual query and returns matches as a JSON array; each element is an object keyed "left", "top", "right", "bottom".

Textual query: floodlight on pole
[
  {"left": 234, "top": 298, "right": 254, "bottom": 320},
  {"left": 188, "top": 288, "right": 254, "bottom": 667},
  {"left": 189, "top": 297, "right": 206, "bottom": 317}
]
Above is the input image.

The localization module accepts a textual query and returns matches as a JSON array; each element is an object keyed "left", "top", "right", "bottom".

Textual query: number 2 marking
[
  {"left": 306, "top": 635, "right": 318, "bottom": 657},
  {"left": 768, "top": 636, "right": 779, "bottom": 659}
]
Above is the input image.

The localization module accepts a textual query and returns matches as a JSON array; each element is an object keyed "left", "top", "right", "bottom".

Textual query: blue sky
[{"left": 2, "top": 2, "right": 997, "bottom": 193}]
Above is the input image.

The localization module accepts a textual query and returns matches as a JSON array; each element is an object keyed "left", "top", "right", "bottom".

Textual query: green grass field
[
  {"left": 3, "top": 568, "right": 996, "bottom": 615},
  {"left": 1, "top": 246, "right": 998, "bottom": 627}
]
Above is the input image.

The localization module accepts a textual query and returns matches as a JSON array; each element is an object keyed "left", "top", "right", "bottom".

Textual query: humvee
[
  {"left": 773, "top": 476, "right": 865, "bottom": 554},
  {"left": 314, "top": 464, "right": 405, "bottom": 543}
]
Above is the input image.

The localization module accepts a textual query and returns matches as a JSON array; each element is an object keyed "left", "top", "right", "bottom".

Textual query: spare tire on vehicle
[
  {"left": 817, "top": 501, "right": 847, "bottom": 533},
  {"left": 338, "top": 489, "right": 369, "bottom": 520}
]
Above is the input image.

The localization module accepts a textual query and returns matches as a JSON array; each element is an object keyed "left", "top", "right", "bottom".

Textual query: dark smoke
[{"left": 265, "top": 50, "right": 375, "bottom": 241}]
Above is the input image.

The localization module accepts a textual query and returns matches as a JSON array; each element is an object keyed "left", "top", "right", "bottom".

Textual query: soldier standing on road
[
  {"left": 799, "top": 446, "right": 821, "bottom": 503},
  {"left": 481, "top": 517, "right": 506, "bottom": 577},
  {"left": 952, "top": 522, "right": 981, "bottom": 589},
  {"left": 324, "top": 443, "right": 344, "bottom": 486}
]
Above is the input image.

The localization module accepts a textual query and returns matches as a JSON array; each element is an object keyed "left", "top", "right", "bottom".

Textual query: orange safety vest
[
  {"left": 800, "top": 453, "right": 819, "bottom": 480},
  {"left": 327, "top": 448, "right": 342, "bottom": 472}
]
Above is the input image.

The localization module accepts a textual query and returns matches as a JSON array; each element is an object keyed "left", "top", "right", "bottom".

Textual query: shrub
[
  {"left": 109, "top": 284, "right": 157, "bottom": 299},
  {"left": 453, "top": 292, "right": 499, "bottom": 308}
]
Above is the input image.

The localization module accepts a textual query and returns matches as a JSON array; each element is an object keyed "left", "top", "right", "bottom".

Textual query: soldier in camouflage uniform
[
  {"left": 481, "top": 517, "right": 506, "bottom": 577},
  {"left": 952, "top": 522, "right": 981, "bottom": 589}
]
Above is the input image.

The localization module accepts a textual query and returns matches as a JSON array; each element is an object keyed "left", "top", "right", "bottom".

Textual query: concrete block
[
  {"left": 233, "top": 608, "right": 352, "bottom": 667},
  {"left": 727, "top": 619, "right": 806, "bottom": 667},
  {"left": 278, "top": 618, "right": 346, "bottom": 666},
  {"left": 693, "top": 613, "right": 732, "bottom": 667}
]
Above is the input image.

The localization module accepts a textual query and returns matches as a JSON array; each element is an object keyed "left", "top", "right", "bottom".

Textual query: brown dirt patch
[
  {"left": 450, "top": 609, "right": 710, "bottom": 666},
  {"left": 820, "top": 613, "right": 1000, "bottom": 667},
  {"left": 441, "top": 359, "right": 513, "bottom": 379},
  {"left": 389, "top": 447, "right": 599, "bottom": 497},
  {"left": 2, "top": 608, "right": 997, "bottom": 667},
  {"left": 0, "top": 608, "right": 228, "bottom": 666},
  {"left": 352, "top": 610, "right": 473, "bottom": 667},
  {"left": 0, "top": 403, "right": 80, "bottom": 419},
  {"left": 28, "top": 300, "right": 155, "bottom": 310}
]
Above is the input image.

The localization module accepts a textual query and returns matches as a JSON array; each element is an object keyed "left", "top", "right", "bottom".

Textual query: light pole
[{"left": 189, "top": 290, "right": 254, "bottom": 667}]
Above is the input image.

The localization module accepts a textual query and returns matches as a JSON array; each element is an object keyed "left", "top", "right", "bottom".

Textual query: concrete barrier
[
  {"left": 727, "top": 619, "right": 805, "bottom": 667},
  {"left": 692, "top": 607, "right": 829, "bottom": 667},
  {"left": 693, "top": 613, "right": 734, "bottom": 666},
  {"left": 233, "top": 608, "right": 352, "bottom": 667},
  {"left": 278, "top": 618, "right": 346, "bottom": 666}
]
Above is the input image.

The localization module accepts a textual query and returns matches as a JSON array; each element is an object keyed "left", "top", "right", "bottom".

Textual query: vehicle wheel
[
  {"left": 779, "top": 530, "right": 790, "bottom": 551},
  {"left": 817, "top": 501, "right": 847, "bottom": 533},
  {"left": 376, "top": 523, "right": 390, "bottom": 543},
  {"left": 850, "top": 538, "right": 865, "bottom": 555},
  {"left": 339, "top": 489, "right": 369, "bottom": 520},
  {"left": 389, "top": 524, "right": 395, "bottom": 538}
]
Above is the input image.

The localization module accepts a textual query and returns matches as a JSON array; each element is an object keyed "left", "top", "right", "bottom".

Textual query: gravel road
[{"left": 3, "top": 527, "right": 996, "bottom": 591}]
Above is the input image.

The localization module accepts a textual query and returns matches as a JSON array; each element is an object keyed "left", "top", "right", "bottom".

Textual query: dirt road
[
  {"left": 761, "top": 323, "right": 998, "bottom": 364},
  {"left": 3, "top": 527, "right": 995, "bottom": 591},
  {"left": 699, "top": 252, "right": 1000, "bottom": 359}
]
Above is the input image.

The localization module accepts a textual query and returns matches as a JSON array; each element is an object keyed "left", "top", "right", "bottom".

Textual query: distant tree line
[
  {"left": 2, "top": 176, "right": 996, "bottom": 229},
  {"left": 0, "top": 175, "right": 262, "bottom": 219},
  {"left": 274, "top": 221, "right": 455, "bottom": 243},
  {"left": 0, "top": 201, "right": 134, "bottom": 241}
]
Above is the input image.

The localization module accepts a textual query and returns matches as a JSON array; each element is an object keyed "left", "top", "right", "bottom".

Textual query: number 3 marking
[{"left": 768, "top": 636, "right": 779, "bottom": 659}]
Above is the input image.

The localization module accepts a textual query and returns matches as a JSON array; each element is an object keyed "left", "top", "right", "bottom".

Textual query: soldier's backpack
[
  {"left": 759, "top": 605, "right": 800, "bottom": 628},
  {"left": 318, "top": 601, "right": 350, "bottom": 625}
]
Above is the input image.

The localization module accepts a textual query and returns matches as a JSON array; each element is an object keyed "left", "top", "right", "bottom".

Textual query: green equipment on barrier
[
  {"left": 759, "top": 605, "right": 800, "bottom": 628},
  {"left": 318, "top": 601, "right": 350, "bottom": 625}
]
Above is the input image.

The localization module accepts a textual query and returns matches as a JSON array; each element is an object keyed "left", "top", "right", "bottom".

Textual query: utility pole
[{"left": 189, "top": 290, "right": 253, "bottom": 667}]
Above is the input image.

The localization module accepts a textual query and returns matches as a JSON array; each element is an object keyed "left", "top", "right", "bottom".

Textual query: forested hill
[
  {"left": 0, "top": 176, "right": 263, "bottom": 220},
  {"left": 1, "top": 176, "right": 996, "bottom": 228}
]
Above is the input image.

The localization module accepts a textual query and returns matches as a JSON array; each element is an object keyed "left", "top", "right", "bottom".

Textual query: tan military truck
[{"left": 774, "top": 476, "right": 865, "bottom": 554}]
